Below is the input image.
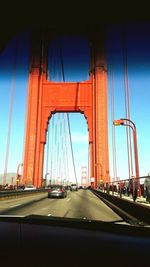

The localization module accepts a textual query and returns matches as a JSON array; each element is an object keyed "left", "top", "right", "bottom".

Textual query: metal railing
[
  {"left": 97, "top": 176, "right": 150, "bottom": 203},
  {"left": 0, "top": 188, "right": 47, "bottom": 199}
]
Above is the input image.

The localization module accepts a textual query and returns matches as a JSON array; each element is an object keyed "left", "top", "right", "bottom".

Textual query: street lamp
[
  {"left": 16, "top": 163, "right": 23, "bottom": 190},
  {"left": 113, "top": 118, "right": 141, "bottom": 196},
  {"left": 45, "top": 172, "right": 50, "bottom": 186},
  {"left": 95, "top": 163, "right": 103, "bottom": 189}
]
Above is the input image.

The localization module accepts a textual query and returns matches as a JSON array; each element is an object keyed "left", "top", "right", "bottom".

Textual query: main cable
[
  {"left": 59, "top": 36, "right": 78, "bottom": 184},
  {"left": 3, "top": 38, "right": 17, "bottom": 186},
  {"left": 109, "top": 28, "right": 117, "bottom": 182},
  {"left": 122, "top": 27, "right": 133, "bottom": 179}
]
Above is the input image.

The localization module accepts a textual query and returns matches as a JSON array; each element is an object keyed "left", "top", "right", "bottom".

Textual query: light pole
[
  {"left": 113, "top": 118, "right": 141, "bottom": 197},
  {"left": 45, "top": 172, "right": 50, "bottom": 186},
  {"left": 16, "top": 163, "right": 23, "bottom": 190},
  {"left": 95, "top": 163, "right": 103, "bottom": 189}
]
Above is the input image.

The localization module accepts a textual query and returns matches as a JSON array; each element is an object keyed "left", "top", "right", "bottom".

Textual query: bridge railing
[
  {"left": 0, "top": 188, "right": 47, "bottom": 199},
  {"left": 97, "top": 176, "right": 150, "bottom": 203}
]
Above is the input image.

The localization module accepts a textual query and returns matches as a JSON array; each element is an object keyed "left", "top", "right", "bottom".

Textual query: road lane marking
[
  {"left": 67, "top": 198, "right": 71, "bottom": 201},
  {"left": 48, "top": 213, "right": 52, "bottom": 216},
  {"left": 9, "top": 204, "right": 21, "bottom": 208}
]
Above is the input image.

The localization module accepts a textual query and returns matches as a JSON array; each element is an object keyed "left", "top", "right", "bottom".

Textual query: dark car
[
  {"left": 48, "top": 185, "right": 67, "bottom": 198},
  {"left": 78, "top": 186, "right": 83, "bottom": 189},
  {"left": 64, "top": 185, "right": 71, "bottom": 190}
]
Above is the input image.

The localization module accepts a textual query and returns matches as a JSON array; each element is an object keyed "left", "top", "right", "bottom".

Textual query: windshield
[{"left": 0, "top": 21, "right": 150, "bottom": 227}]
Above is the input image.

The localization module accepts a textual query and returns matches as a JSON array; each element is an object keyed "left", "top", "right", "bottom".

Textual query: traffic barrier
[
  {"left": 92, "top": 189, "right": 150, "bottom": 225},
  {"left": 0, "top": 189, "right": 47, "bottom": 200}
]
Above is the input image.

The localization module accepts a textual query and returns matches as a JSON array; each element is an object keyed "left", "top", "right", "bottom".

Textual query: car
[
  {"left": 78, "top": 186, "right": 83, "bottom": 189},
  {"left": 24, "top": 185, "right": 36, "bottom": 191},
  {"left": 64, "top": 185, "right": 71, "bottom": 190},
  {"left": 47, "top": 185, "right": 67, "bottom": 198},
  {"left": 70, "top": 184, "right": 78, "bottom": 191}
]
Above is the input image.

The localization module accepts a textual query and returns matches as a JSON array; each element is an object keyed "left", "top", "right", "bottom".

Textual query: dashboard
[{"left": 0, "top": 215, "right": 150, "bottom": 267}]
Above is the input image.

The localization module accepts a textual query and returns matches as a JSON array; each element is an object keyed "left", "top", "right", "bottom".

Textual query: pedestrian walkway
[{"left": 112, "top": 192, "right": 150, "bottom": 207}]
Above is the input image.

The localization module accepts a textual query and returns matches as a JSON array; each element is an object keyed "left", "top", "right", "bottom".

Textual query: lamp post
[
  {"left": 16, "top": 163, "right": 23, "bottom": 190},
  {"left": 99, "top": 163, "right": 103, "bottom": 189},
  {"left": 45, "top": 172, "right": 50, "bottom": 186},
  {"left": 94, "top": 163, "right": 102, "bottom": 189},
  {"left": 113, "top": 118, "right": 141, "bottom": 197}
]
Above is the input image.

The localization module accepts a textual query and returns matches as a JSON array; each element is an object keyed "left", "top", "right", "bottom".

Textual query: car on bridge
[
  {"left": 47, "top": 185, "right": 67, "bottom": 198},
  {"left": 24, "top": 185, "right": 36, "bottom": 191},
  {"left": 70, "top": 184, "right": 78, "bottom": 191}
]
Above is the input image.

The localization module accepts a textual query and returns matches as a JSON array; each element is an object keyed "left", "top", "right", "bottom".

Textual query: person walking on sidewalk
[
  {"left": 129, "top": 177, "right": 138, "bottom": 202},
  {"left": 144, "top": 175, "right": 150, "bottom": 203}
]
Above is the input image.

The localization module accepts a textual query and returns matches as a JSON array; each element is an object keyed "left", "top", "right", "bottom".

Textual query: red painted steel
[{"left": 22, "top": 33, "right": 110, "bottom": 188}]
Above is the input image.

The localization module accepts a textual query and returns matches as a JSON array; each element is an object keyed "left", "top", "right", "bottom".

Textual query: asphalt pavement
[{"left": 0, "top": 189, "right": 122, "bottom": 222}]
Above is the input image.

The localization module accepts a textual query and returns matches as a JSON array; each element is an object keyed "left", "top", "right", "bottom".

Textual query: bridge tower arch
[{"left": 22, "top": 31, "right": 110, "bottom": 188}]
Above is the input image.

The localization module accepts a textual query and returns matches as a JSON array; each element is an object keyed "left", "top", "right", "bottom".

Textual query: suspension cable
[
  {"left": 64, "top": 113, "right": 70, "bottom": 184},
  {"left": 59, "top": 115, "right": 63, "bottom": 183},
  {"left": 110, "top": 63, "right": 117, "bottom": 181},
  {"left": 122, "top": 27, "right": 133, "bottom": 179},
  {"left": 88, "top": 142, "right": 90, "bottom": 186},
  {"left": 59, "top": 36, "right": 78, "bottom": 184},
  {"left": 59, "top": 37, "right": 65, "bottom": 82},
  {"left": 50, "top": 115, "right": 54, "bottom": 183},
  {"left": 54, "top": 117, "right": 57, "bottom": 182},
  {"left": 109, "top": 28, "right": 117, "bottom": 182},
  {"left": 66, "top": 113, "right": 78, "bottom": 184},
  {"left": 46, "top": 129, "right": 50, "bottom": 176},
  {"left": 48, "top": 37, "right": 78, "bottom": 185},
  {"left": 3, "top": 38, "right": 17, "bottom": 186}
]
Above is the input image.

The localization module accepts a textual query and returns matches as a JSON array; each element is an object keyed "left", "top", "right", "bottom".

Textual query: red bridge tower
[{"left": 22, "top": 31, "right": 110, "bottom": 188}]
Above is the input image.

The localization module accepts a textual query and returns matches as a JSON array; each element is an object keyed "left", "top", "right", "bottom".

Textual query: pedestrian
[
  {"left": 129, "top": 177, "right": 138, "bottom": 202},
  {"left": 119, "top": 181, "right": 124, "bottom": 197},
  {"left": 125, "top": 179, "right": 130, "bottom": 196},
  {"left": 144, "top": 175, "right": 150, "bottom": 203}
]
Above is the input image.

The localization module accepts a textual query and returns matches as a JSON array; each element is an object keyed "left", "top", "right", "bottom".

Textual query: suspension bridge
[
  {"left": 0, "top": 24, "right": 150, "bottom": 224},
  {"left": 0, "top": 30, "right": 142, "bottom": 188}
]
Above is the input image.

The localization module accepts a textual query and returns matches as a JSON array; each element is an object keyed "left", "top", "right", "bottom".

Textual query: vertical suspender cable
[
  {"left": 59, "top": 36, "right": 78, "bottom": 184},
  {"left": 122, "top": 27, "right": 133, "bottom": 179},
  {"left": 46, "top": 128, "right": 50, "bottom": 176},
  {"left": 57, "top": 113, "right": 60, "bottom": 181},
  {"left": 59, "top": 114, "right": 63, "bottom": 183},
  {"left": 110, "top": 64, "right": 117, "bottom": 181},
  {"left": 88, "top": 142, "right": 90, "bottom": 186},
  {"left": 3, "top": 38, "right": 17, "bottom": 186},
  {"left": 59, "top": 37, "right": 65, "bottom": 82},
  {"left": 50, "top": 115, "right": 54, "bottom": 183},
  {"left": 125, "top": 44, "right": 133, "bottom": 177},
  {"left": 64, "top": 113, "right": 70, "bottom": 183},
  {"left": 54, "top": 118, "right": 57, "bottom": 182},
  {"left": 66, "top": 114, "right": 78, "bottom": 184},
  {"left": 109, "top": 28, "right": 117, "bottom": 182}
]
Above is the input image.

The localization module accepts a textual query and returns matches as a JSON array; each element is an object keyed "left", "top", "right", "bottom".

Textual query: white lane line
[
  {"left": 41, "top": 207, "right": 47, "bottom": 210},
  {"left": 67, "top": 198, "right": 71, "bottom": 202},
  {"left": 9, "top": 204, "right": 21, "bottom": 208},
  {"left": 48, "top": 213, "right": 52, "bottom": 216}
]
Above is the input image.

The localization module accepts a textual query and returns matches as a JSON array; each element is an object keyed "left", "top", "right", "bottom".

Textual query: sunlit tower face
[{"left": 81, "top": 166, "right": 87, "bottom": 187}]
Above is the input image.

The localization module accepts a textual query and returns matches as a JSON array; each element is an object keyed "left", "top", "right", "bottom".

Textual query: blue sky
[
  {"left": 0, "top": 23, "right": 150, "bottom": 185},
  {"left": 107, "top": 23, "right": 150, "bottom": 180}
]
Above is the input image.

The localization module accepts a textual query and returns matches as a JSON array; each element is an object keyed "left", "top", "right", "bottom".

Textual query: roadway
[{"left": 0, "top": 189, "right": 122, "bottom": 222}]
